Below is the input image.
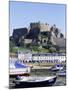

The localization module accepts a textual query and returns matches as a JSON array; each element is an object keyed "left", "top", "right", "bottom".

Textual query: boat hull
[
  {"left": 9, "top": 73, "right": 30, "bottom": 78},
  {"left": 13, "top": 76, "right": 57, "bottom": 88}
]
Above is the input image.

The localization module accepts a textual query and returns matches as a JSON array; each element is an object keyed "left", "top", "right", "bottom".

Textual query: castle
[{"left": 10, "top": 22, "right": 66, "bottom": 53}]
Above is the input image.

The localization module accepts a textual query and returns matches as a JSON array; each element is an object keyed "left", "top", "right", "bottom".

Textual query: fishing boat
[
  {"left": 9, "top": 60, "right": 30, "bottom": 78},
  {"left": 56, "top": 70, "right": 66, "bottom": 76},
  {"left": 13, "top": 76, "right": 57, "bottom": 88},
  {"left": 51, "top": 64, "right": 63, "bottom": 71}
]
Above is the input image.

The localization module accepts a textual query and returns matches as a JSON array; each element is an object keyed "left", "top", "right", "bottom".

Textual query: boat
[
  {"left": 51, "top": 64, "right": 63, "bottom": 71},
  {"left": 9, "top": 60, "right": 30, "bottom": 78},
  {"left": 56, "top": 70, "right": 66, "bottom": 76},
  {"left": 13, "top": 76, "right": 57, "bottom": 88}
]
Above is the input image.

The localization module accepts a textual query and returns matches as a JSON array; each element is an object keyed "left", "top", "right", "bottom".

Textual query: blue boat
[{"left": 10, "top": 60, "right": 30, "bottom": 78}]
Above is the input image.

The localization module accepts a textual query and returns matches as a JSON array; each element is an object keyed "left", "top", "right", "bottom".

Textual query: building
[
  {"left": 30, "top": 22, "right": 50, "bottom": 32},
  {"left": 40, "top": 23, "right": 50, "bottom": 32},
  {"left": 32, "top": 53, "right": 66, "bottom": 63},
  {"left": 11, "top": 22, "right": 66, "bottom": 52},
  {"left": 24, "top": 39, "right": 32, "bottom": 44},
  {"left": 18, "top": 52, "right": 32, "bottom": 62},
  {"left": 18, "top": 52, "right": 66, "bottom": 63},
  {"left": 30, "top": 22, "right": 40, "bottom": 29}
]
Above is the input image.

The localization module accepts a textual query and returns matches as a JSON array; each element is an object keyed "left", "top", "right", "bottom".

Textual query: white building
[
  {"left": 18, "top": 52, "right": 32, "bottom": 62},
  {"left": 32, "top": 55, "right": 65, "bottom": 63},
  {"left": 18, "top": 52, "right": 66, "bottom": 63},
  {"left": 40, "top": 23, "right": 50, "bottom": 32},
  {"left": 24, "top": 39, "right": 32, "bottom": 44}
]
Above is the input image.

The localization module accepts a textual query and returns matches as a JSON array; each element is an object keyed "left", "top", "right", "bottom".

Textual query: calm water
[
  {"left": 31, "top": 69, "right": 66, "bottom": 86},
  {"left": 9, "top": 69, "right": 66, "bottom": 88}
]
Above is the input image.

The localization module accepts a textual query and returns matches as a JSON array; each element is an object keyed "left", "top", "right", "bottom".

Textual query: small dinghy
[
  {"left": 56, "top": 70, "right": 66, "bottom": 77},
  {"left": 51, "top": 64, "right": 63, "bottom": 71},
  {"left": 13, "top": 76, "right": 57, "bottom": 88}
]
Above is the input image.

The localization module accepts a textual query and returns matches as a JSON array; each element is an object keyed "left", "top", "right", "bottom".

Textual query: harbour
[{"left": 9, "top": 64, "right": 66, "bottom": 88}]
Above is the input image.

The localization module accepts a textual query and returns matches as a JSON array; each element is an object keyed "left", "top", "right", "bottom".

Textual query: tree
[{"left": 9, "top": 40, "right": 15, "bottom": 52}]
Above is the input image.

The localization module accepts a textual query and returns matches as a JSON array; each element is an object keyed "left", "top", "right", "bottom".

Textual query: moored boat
[
  {"left": 13, "top": 76, "right": 57, "bottom": 88},
  {"left": 9, "top": 60, "right": 30, "bottom": 78},
  {"left": 56, "top": 70, "right": 66, "bottom": 76},
  {"left": 51, "top": 64, "right": 63, "bottom": 71}
]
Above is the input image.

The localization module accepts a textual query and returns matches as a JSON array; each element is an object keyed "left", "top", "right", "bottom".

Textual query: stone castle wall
[{"left": 30, "top": 22, "right": 50, "bottom": 32}]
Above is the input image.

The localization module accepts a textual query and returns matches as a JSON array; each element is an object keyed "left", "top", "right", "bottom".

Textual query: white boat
[
  {"left": 9, "top": 60, "right": 30, "bottom": 78},
  {"left": 51, "top": 64, "right": 63, "bottom": 71},
  {"left": 13, "top": 76, "right": 57, "bottom": 88},
  {"left": 56, "top": 70, "right": 66, "bottom": 76}
]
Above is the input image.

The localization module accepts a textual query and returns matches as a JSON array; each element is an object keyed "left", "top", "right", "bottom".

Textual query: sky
[{"left": 9, "top": 1, "right": 66, "bottom": 37}]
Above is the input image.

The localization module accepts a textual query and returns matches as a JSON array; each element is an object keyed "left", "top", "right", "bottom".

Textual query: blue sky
[{"left": 9, "top": 1, "right": 66, "bottom": 37}]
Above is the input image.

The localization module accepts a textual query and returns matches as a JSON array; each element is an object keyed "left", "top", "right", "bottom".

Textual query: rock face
[
  {"left": 49, "top": 26, "right": 65, "bottom": 52},
  {"left": 10, "top": 22, "right": 66, "bottom": 52}
]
